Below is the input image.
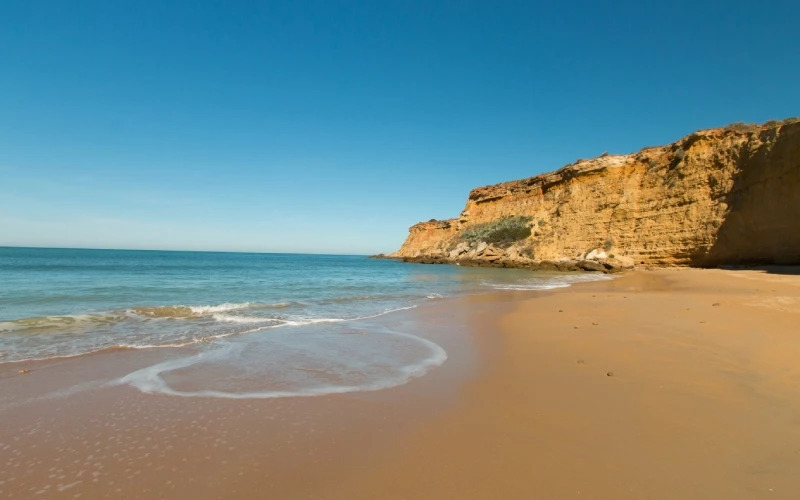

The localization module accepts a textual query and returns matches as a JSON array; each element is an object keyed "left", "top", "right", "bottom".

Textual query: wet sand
[{"left": 3, "top": 268, "right": 800, "bottom": 498}]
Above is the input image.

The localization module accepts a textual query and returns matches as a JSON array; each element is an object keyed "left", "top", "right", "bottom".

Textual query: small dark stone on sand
[
  {"left": 558, "top": 309, "right": 563, "bottom": 313},
  {"left": 573, "top": 326, "right": 579, "bottom": 329},
  {"left": 606, "top": 372, "right": 614, "bottom": 377},
  {"left": 712, "top": 303, "right": 720, "bottom": 307},
  {"left": 577, "top": 359, "right": 585, "bottom": 364},
  {"left": 592, "top": 322, "right": 599, "bottom": 325}
]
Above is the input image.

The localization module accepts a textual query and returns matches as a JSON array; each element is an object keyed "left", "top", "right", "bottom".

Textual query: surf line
[{"left": 114, "top": 327, "right": 447, "bottom": 399}]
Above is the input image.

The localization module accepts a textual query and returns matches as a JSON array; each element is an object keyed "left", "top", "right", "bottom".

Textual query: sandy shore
[{"left": 3, "top": 268, "right": 800, "bottom": 498}]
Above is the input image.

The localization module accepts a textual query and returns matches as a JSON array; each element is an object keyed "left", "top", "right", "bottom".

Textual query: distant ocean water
[{"left": 0, "top": 247, "right": 609, "bottom": 398}]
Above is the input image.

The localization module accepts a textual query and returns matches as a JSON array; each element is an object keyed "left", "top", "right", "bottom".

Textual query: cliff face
[{"left": 391, "top": 119, "right": 800, "bottom": 269}]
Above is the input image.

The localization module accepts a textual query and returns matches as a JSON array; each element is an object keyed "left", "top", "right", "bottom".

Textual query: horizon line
[{"left": 0, "top": 245, "right": 371, "bottom": 257}]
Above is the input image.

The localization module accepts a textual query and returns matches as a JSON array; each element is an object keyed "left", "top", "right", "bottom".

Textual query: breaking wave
[{"left": 0, "top": 314, "right": 125, "bottom": 334}]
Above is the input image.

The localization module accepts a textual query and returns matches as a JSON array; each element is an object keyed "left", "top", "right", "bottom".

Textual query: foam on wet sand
[{"left": 2, "top": 268, "right": 800, "bottom": 498}]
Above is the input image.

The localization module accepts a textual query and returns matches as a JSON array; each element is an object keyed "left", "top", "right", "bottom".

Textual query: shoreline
[
  {"left": 0, "top": 287, "right": 521, "bottom": 498},
  {"left": 372, "top": 253, "right": 631, "bottom": 273},
  {"left": 330, "top": 267, "right": 800, "bottom": 499},
  {"left": 2, "top": 268, "right": 800, "bottom": 498}
]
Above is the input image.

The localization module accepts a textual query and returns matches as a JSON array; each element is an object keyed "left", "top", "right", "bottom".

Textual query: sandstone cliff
[{"left": 389, "top": 119, "right": 800, "bottom": 270}]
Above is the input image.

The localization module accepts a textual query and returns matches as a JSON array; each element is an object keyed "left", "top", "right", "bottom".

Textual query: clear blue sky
[{"left": 1, "top": 1, "right": 798, "bottom": 254}]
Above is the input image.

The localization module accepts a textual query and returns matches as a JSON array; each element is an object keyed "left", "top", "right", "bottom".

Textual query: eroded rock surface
[{"left": 388, "top": 120, "right": 800, "bottom": 270}]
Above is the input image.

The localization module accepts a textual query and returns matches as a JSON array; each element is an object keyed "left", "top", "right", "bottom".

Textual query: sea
[{"left": 0, "top": 247, "right": 609, "bottom": 398}]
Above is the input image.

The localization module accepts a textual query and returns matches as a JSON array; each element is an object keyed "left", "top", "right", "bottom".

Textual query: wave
[
  {"left": 0, "top": 305, "right": 421, "bottom": 364},
  {"left": 281, "top": 318, "right": 344, "bottom": 326},
  {"left": 129, "top": 306, "right": 199, "bottom": 318},
  {"left": 130, "top": 302, "right": 258, "bottom": 318},
  {"left": 0, "top": 343, "right": 188, "bottom": 364},
  {"left": 188, "top": 302, "right": 253, "bottom": 314},
  {"left": 211, "top": 305, "right": 419, "bottom": 328},
  {"left": 0, "top": 328, "right": 263, "bottom": 364},
  {"left": 211, "top": 314, "right": 279, "bottom": 325},
  {"left": 484, "top": 273, "right": 614, "bottom": 291},
  {"left": 280, "top": 305, "right": 419, "bottom": 326},
  {"left": 0, "top": 314, "right": 124, "bottom": 333},
  {"left": 3, "top": 297, "right": 414, "bottom": 335},
  {"left": 129, "top": 301, "right": 295, "bottom": 319},
  {"left": 488, "top": 283, "right": 573, "bottom": 291}
]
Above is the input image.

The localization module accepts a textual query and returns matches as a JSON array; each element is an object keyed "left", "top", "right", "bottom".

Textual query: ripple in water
[{"left": 2, "top": 249, "right": 613, "bottom": 398}]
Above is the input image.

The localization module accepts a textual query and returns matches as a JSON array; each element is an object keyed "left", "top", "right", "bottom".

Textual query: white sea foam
[
  {"left": 485, "top": 273, "right": 614, "bottom": 291},
  {"left": 128, "top": 302, "right": 296, "bottom": 319},
  {"left": 0, "top": 305, "right": 423, "bottom": 365},
  {"left": 489, "top": 281, "right": 575, "bottom": 291},
  {"left": 281, "top": 318, "right": 345, "bottom": 326},
  {"left": 188, "top": 303, "right": 252, "bottom": 314},
  {"left": 268, "top": 306, "right": 418, "bottom": 328},
  {"left": 207, "top": 304, "right": 419, "bottom": 329},
  {"left": 358, "top": 305, "right": 417, "bottom": 318},
  {"left": 116, "top": 326, "right": 447, "bottom": 399},
  {"left": 211, "top": 314, "right": 275, "bottom": 324}
]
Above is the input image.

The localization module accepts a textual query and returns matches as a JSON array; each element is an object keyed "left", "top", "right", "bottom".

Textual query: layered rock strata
[{"left": 388, "top": 119, "right": 800, "bottom": 270}]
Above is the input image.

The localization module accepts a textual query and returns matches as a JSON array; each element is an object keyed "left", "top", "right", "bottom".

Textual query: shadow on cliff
[{"left": 691, "top": 123, "right": 800, "bottom": 268}]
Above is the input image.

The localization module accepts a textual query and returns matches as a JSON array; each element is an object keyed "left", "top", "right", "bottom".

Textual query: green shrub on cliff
[
  {"left": 724, "top": 122, "right": 760, "bottom": 133},
  {"left": 461, "top": 216, "right": 532, "bottom": 247}
]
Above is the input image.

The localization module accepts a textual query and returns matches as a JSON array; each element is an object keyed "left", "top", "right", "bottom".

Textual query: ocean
[{"left": 0, "top": 247, "right": 609, "bottom": 398}]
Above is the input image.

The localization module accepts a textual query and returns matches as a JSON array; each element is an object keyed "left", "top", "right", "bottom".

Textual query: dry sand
[{"left": 3, "top": 268, "right": 800, "bottom": 499}]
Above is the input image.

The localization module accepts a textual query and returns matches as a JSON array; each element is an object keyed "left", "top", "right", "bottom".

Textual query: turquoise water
[{"left": 0, "top": 247, "right": 608, "bottom": 397}]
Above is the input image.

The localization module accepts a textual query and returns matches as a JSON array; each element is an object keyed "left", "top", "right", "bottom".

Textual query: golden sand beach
[{"left": 3, "top": 268, "right": 800, "bottom": 499}]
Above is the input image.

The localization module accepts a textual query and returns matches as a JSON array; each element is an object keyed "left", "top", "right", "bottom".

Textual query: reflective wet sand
[{"left": 4, "top": 269, "right": 800, "bottom": 499}]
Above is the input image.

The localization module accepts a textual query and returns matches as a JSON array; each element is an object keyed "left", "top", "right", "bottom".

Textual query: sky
[{"left": 1, "top": 1, "right": 798, "bottom": 254}]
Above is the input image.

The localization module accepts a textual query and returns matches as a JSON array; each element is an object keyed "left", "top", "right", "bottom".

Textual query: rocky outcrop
[{"left": 389, "top": 119, "right": 800, "bottom": 269}]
